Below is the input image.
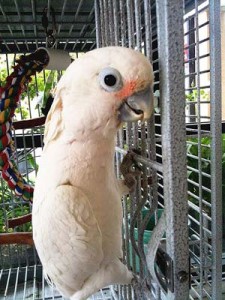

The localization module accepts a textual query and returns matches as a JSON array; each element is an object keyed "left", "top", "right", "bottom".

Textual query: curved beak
[{"left": 118, "top": 85, "right": 154, "bottom": 122}]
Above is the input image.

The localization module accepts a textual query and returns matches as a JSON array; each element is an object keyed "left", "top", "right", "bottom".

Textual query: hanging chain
[{"left": 42, "top": 6, "right": 57, "bottom": 48}]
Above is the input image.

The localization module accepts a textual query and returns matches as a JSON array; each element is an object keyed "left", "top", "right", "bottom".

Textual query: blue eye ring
[{"left": 99, "top": 67, "right": 123, "bottom": 92}]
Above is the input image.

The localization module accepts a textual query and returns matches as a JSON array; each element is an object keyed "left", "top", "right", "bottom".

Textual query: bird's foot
[{"left": 120, "top": 149, "right": 141, "bottom": 193}]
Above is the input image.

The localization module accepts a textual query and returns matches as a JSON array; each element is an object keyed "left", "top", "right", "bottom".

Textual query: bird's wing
[
  {"left": 44, "top": 91, "right": 63, "bottom": 145},
  {"left": 34, "top": 185, "right": 103, "bottom": 296}
]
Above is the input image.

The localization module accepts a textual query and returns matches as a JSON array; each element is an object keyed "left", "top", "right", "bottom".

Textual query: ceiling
[
  {"left": 0, "top": 0, "right": 96, "bottom": 54},
  {"left": 0, "top": 0, "right": 204, "bottom": 54}
]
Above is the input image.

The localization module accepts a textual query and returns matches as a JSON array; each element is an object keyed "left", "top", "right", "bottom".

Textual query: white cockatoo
[{"left": 32, "top": 46, "right": 154, "bottom": 300}]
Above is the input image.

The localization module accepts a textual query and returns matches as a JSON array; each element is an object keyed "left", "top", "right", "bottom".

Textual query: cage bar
[
  {"left": 0, "top": 0, "right": 224, "bottom": 299},
  {"left": 156, "top": 0, "right": 189, "bottom": 299},
  {"left": 209, "top": 0, "right": 222, "bottom": 299}
]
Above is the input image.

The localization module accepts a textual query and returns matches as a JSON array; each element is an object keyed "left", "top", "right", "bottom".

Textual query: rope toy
[{"left": 0, "top": 50, "right": 48, "bottom": 202}]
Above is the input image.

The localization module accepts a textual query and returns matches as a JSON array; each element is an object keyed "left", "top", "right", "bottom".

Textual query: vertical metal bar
[
  {"left": 125, "top": 0, "right": 137, "bottom": 279},
  {"left": 114, "top": 0, "right": 131, "bottom": 295},
  {"left": 134, "top": 0, "right": 141, "bottom": 50},
  {"left": 134, "top": 0, "right": 147, "bottom": 282},
  {"left": 209, "top": 1, "right": 222, "bottom": 299},
  {"left": 126, "top": 0, "right": 135, "bottom": 48},
  {"left": 156, "top": 1, "right": 189, "bottom": 299},
  {"left": 144, "top": 0, "right": 152, "bottom": 59},
  {"left": 4, "top": 268, "right": 11, "bottom": 297},
  {"left": 14, "top": 0, "right": 25, "bottom": 37},
  {"left": 68, "top": 0, "right": 84, "bottom": 35},
  {"left": 31, "top": 0, "right": 37, "bottom": 39},
  {"left": 42, "top": 268, "right": 45, "bottom": 300},
  {"left": 99, "top": 0, "right": 106, "bottom": 47},
  {"left": 112, "top": 0, "right": 119, "bottom": 46},
  {"left": 143, "top": 1, "right": 161, "bottom": 298},
  {"left": 188, "top": 17, "right": 197, "bottom": 123},
  {"left": 103, "top": 0, "right": 110, "bottom": 46},
  {"left": 194, "top": 2, "right": 204, "bottom": 298},
  {"left": 32, "top": 265, "right": 37, "bottom": 300},
  {"left": 108, "top": 0, "right": 114, "bottom": 45},
  {"left": 94, "top": 0, "right": 101, "bottom": 48},
  {"left": 119, "top": 0, "right": 126, "bottom": 47},
  {"left": 13, "top": 267, "right": 20, "bottom": 299},
  {"left": 57, "top": 0, "right": 68, "bottom": 35}
]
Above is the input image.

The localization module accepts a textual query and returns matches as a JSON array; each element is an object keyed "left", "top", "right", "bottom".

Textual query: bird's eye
[
  {"left": 99, "top": 67, "right": 123, "bottom": 92},
  {"left": 104, "top": 74, "right": 117, "bottom": 87}
]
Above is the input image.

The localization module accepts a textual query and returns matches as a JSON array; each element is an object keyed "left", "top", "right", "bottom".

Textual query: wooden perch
[
  {"left": 13, "top": 116, "right": 46, "bottom": 130},
  {"left": 0, "top": 232, "right": 34, "bottom": 245},
  {"left": 7, "top": 213, "right": 32, "bottom": 228}
]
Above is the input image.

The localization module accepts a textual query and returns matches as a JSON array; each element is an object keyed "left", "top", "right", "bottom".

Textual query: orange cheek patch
[{"left": 115, "top": 80, "right": 137, "bottom": 99}]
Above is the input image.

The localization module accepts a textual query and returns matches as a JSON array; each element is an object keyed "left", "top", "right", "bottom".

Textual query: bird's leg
[
  {"left": 120, "top": 150, "right": 142, "bottom": 193},
  {"left": 70, "top": 259, "right": 133, "bottom": 300}
]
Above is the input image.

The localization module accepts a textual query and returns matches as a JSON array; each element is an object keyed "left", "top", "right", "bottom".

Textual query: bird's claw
[
  {"left": 120, "top": 149, "right": 141, "bottom": 174},
  {"left": 120, "top": 149, "right": 141, "bottom": 192}
]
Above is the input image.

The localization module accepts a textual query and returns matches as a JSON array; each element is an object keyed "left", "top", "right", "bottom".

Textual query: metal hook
[{"left": 42, "top": 6, "right": 57, "bottom": 48}]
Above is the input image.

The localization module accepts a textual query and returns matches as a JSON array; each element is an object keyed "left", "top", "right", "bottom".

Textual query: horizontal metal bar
[
  {"left": 0, "top": 20, "right": 95, "bottom": 25},
  {"left": 187, "top": 153, "right": 211, "bottom": 163},
  {"left": 189, "top": 214, "right": 212, "bottom": 227},
  {"left": 186, "top": 130, "right": 210, "bottom": 137},
  {"left": 187, "top": 140, "right": 211, "bottom": 147},
  {"left": 188, "top": 190, "right": 211, "bottom": 204},
  {"left": 186, "top": 133, "right": 210, "bottom": 139},
  {"left": 189, "top": 241, "right": 212, "bottom": 251},
  {"left": 185, "top": 85, "right": 210, "bottom": 91},
  {"left": 187, "top": 178, "right": 211, "bottom": 193},
  {"left": 1, "top": 35, "right": 96, "bottom": 41},
  {"left": 0, "top": 42, "right": 94, "bottom": 54},
  {"left": 191, "top": 283, "right": 212, "bottom": 299},
  {"left": 115, "top": 146, "right": 163, "bottom": 173},
  {"left": 0, "top": 11, "right": 92, "bottom": 17},
  {"left": 184, "top": 2, "right": 209, "bottom": 20},
  {"left": 184, "top": 54, "right": 210, "bottom": 64},
  {"left": 184, "top": 20, "right": 210, "bottom": 36},
  {"left": 188, "top": 195, "right": 212, "bottom": 212},
  {"left": 184, "top": 37, "right": 210, "bottom": 49},
  {"left": 185, "top": 69, "right": 210, "bottom": 78},
  {"left": 187, "top": 116, "right": 211, "bottom": 120},
  {"left": 186, "top": 101, "right": 210, "bottom": 105}
]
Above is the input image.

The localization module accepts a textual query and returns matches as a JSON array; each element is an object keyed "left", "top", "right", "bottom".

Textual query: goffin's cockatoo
[{"left": 32, "top": 46, "right": 154, "bottom": 300}]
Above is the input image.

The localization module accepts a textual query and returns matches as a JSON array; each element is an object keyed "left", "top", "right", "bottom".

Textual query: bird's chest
[{"left": 70, "top": 161, "right": 122, "bottom": 223}]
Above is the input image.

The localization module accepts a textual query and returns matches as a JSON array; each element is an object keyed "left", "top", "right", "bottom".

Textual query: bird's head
[
  {"left": 44, "top": 47, "right": 154, "bottom": 144},
  {"left": 97, "top": 51, "right": 154, "bottom": 124}
]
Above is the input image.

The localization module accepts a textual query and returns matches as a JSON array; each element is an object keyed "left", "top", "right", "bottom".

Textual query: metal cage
[{"left": 0, "top": 0, "right": 223, "bottom": 299}]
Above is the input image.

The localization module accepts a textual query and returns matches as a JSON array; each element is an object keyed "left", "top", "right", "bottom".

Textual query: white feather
[{"left": 32, "top": 46, "right": 154, "bottom": 300}]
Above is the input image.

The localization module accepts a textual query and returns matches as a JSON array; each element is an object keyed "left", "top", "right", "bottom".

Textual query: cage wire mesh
[
  {"left": 0, "top": 0, "right": 223, "bottom": 299},
  {"left": 96, "top": 0, "right": 222, "bottom": 299},
  {"left": 184, "top": 1, "right": 222, "bottom": 299},
  {"left": 96, "top": 0, "right": 189, "bottom": 299}
]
